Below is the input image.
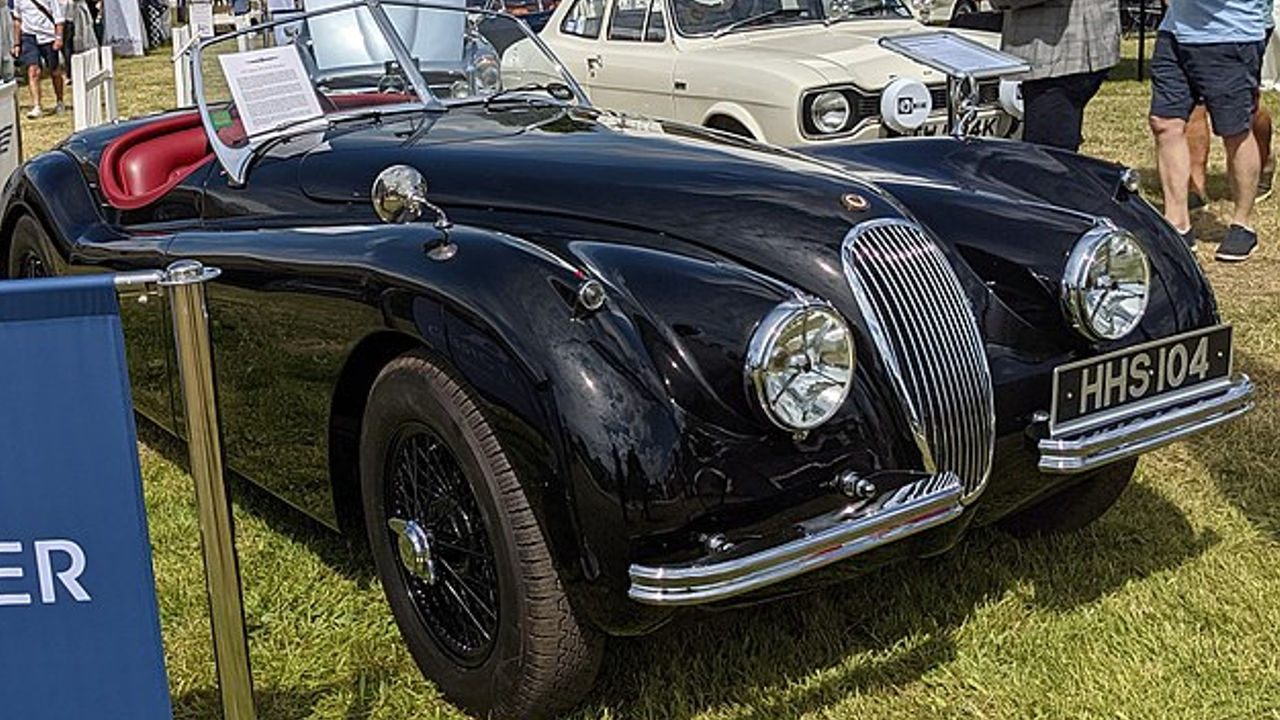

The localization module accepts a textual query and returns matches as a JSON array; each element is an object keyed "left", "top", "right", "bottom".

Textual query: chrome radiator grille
[{"left": 842, "top": 219, "right": 996, "bottom": 501}]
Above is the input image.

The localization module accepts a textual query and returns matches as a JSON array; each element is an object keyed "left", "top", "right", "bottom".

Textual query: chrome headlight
[
  {"left": 463, "top": 34, "right": 502, "bottom": 96},
  {"left": 746, "top": 299, "right": 855, "bottom": 430},
  {"left": 811, "top": 91, "right": 851, "bottom": 135},
  {"left": 1062, "top": 225, "right": 1151, "bottom": 341}
]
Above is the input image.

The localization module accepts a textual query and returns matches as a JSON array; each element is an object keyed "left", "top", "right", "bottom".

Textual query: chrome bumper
[
  {"left": 1038, "top": 374, "right": 1254, "bottom": 474},
  {"left": 628, "top": 472, "right": 965, "bottom": 606}
]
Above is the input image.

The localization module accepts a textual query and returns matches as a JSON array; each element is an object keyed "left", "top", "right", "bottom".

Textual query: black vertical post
[{"left": 1138, "top": 1, "right": 1146, "bottom": 81}]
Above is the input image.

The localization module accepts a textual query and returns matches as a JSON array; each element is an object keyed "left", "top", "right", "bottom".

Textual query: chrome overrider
[
  {"left": 1039, "top": 374, "right": 1254, "bottom": 474},
  {"left": 628, "top": 472, "right": 965, "bottom": 606}
]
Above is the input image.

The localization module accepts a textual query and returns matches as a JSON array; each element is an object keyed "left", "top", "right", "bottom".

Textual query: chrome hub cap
[{"left": 389, "top": 518, "right": 436, "bottom": 585}]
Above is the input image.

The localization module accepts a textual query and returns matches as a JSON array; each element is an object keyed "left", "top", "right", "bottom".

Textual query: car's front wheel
[
  {"left": 359, "top": 350, "right": 602, "bottom": 719},
  {"left": 997, "top": 458, "right": 1137, "bottom": 537}
]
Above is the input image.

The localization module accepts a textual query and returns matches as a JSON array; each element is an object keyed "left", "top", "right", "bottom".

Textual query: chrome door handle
[{"left": 586, "top": 55, "right": 603, "bottom": 71}]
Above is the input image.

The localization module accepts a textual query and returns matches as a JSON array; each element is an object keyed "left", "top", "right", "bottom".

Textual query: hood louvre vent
[{"left": 841, "top": 219, "right": 996, "bottom": 502}]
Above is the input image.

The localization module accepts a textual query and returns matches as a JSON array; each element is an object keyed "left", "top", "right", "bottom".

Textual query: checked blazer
[{"left": 992, "top": 0, "right": 1121, "bottom": 81}]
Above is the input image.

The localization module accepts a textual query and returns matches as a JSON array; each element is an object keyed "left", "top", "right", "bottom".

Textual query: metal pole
[
  {"left": 161, "top": 259, "right": 258, "bottom": 720},
  {"left": 1138, "top": 1, "right": 1146, "bottom": 81}
]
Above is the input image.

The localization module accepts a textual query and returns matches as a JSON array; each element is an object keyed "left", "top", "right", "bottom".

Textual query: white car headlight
[
  {"left": 746, "top": 299, "right": 855, "bottom": 430},
  {"left": 998, "top": 79, "right": 1023, "bottom": 120},
  {"left": 811, "top": 91, "right": 851, "bottom": 134},
  {"left": 1062, "top": 225, "right": 1151, "bottom": 341}
]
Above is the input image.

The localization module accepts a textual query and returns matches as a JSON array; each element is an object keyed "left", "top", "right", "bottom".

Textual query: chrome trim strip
[
  {"left": 841, "top": 219, "right": 996, "bottom": 503},
  {"left": 113, "top": 270, "right": 165, "bottom": 289},
  {"left": 628, "top": 472, "right": 965, "bottom": 606},
  {"left": 1039, "top": 374, "right": 1253, "bottom": 473}
]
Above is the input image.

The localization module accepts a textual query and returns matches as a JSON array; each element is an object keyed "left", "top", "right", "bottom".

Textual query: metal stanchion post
[
  {"left": 161, "top": 259, "right": 258, "bottom": 720},
  {"left": 1138, "top": 2, "right": 1146, "bottom": 81}
]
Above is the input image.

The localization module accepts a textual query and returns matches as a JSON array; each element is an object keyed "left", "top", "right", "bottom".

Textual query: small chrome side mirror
[
  {"left": 372, "top": 165, "right": 452, "bottom": 229},
  {"left": 372, "top": 165, "right": 427, "bottom": 223}
]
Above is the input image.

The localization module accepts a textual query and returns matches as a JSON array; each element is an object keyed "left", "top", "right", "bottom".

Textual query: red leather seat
[
  {"left": 99, "top": 112, "right": 214, "bottom": 211},
  {"left": 97, "top": 95, "right": 412, "bottom": 210}
]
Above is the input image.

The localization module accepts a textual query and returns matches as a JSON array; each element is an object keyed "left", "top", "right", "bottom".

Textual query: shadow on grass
[
  {"left": 136, "top": 408, "right": 1217, "bottom": 719},
  {"left": 136, "top": 418, "right": 375, "bottom": 584},
  {"left": 1188, "top": 349, "right": 1280, "bottom": 541},
  {"left": 581, "top": 480, "right": 1215, "bottom": 720}
]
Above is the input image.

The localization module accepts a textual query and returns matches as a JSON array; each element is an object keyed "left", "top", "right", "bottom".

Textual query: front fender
[
  {"left": 422, "top": 222, "right": 921, "bottom": 633},
  {"left": 700, "top": 101, "right": 769, "bottom": 140},
  {"left": 807, "top": 137, "right": 1220, "bottom": 347},
  {"left": 0, "top": 150, "right": 105, "bottom": 273}
]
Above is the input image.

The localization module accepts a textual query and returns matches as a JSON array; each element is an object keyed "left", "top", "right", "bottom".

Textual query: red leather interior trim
[
  {"left": 97, "top": 94, "right": 415, "bottom": 211},
  {"left": 328, "top": 92, "right": 415, "bottom": 109},
  {"left": 98, "top": 111, "right": 214, "bottom": 211}
]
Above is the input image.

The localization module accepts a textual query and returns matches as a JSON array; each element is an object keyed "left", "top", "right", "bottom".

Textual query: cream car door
[
  {"left": 587, "top": 0, "right": 677, "bottom": 118},
  {"left": 549, "top": 0, "right": 609, "bottom": 94}
]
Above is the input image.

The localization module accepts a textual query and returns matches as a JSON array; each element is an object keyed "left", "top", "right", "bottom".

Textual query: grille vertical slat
[
  {"left": 883, "top": 223, "right": 987, "bottom": 484},
  {"left": 842, "top": 220, "right": 996, "bottom": 501}
]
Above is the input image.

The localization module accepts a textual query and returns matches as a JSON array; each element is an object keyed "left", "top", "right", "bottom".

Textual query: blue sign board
[{"left": 0, "top": 275, "right": 173, "bottom": 719}]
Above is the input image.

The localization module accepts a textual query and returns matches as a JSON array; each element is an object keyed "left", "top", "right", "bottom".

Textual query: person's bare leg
[
  {"left": 1255, "top": 107, "right": 1272, "bottom": 171},
  {"left": 51, "top": 68, "right": 63, "bottom": 105},
  {"left": 1187, "top": 105, "right": 1210, "bottom": 199},
  {"left": 26, "top": 64, "right": 40, "bottom": 110},
  {"left": 1152, "top": 115, "right": 1192, "bottom": 232},
  {"left": 1223, "top": 128, "right": 1261, "bottom": 228}
]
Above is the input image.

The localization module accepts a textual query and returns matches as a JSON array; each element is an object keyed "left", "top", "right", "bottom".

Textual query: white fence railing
[
  {"left": 172, "top": 24, "right": 196, "bottom": 107},
  {"left": 0, "top": 79, "right": 21, "bottom": 180},
  {"left": 71, "top": 48, "right": 119, "bottom": 131}
]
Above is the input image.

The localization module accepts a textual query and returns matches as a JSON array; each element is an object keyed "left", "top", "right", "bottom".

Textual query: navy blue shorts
[
  {"left": 1150, "top": 31, "right": 1260, "bottom": 137},
  {"left": 19, "top": 33, "right": 59, "bottom": 72}
]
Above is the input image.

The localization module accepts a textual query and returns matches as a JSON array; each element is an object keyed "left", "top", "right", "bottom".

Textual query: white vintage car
[
  {"left": 534, "top": 0, "right": 1020, "bottom": 145},
  {"left": 908, "top": 0, "right": 991, "bottom": 25}
]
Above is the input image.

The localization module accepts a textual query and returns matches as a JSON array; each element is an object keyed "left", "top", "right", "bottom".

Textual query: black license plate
[{"left": 1051, "top": 325, "right": 1233, "bottom": 433}]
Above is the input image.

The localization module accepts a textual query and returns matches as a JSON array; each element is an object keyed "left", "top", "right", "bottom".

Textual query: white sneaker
[{"left": 25, "top": 106, "right": 41, "bottom": 119}]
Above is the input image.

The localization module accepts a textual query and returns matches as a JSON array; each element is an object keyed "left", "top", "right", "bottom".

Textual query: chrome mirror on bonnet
[{"left": 372, "top": 164, "right": 452, "bottom": 230}]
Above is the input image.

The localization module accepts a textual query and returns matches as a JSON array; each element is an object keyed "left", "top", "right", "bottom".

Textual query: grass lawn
[{"left": 20, "top": 38, "right": 1280, "bottom": 718}]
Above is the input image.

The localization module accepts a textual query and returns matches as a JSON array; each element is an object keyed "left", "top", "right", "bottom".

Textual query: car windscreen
[
  {"left": 195, "top": 1, "right": 434, "bottom": 152},
  {"left": 670, "top": 0, "right": 908, "bottom": 36},
  {"left": 194, "top": 0, "right": 584, "bottom": 183}
]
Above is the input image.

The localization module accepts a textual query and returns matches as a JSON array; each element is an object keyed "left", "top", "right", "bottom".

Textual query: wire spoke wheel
[
  {"left": 18, "top": 253, "right": 48, "bottom": 278},
  {"left": 385, "top": 424, "right": 500, "bottom": 666},
  {"left": 361, "top": 352, "right": 603, "bottom": 718}
]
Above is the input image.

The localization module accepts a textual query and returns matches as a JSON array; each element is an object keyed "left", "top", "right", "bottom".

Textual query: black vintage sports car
[{"left": 0, "top": 2, "right": 1253, "bottom": 717}]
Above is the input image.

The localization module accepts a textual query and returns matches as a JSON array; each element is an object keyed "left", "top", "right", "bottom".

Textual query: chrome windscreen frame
[{"left": 191, "top": 0, "right": 589, "bottom": 186}]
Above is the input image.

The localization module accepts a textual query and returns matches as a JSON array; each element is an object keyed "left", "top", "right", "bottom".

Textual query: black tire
[
  {"left": 359, "top": 350, "right": 603, "bottom": 720},
  {"left": 6, "top": 214, "right": 59, "bottom": 279},
  {"left": 997, "top": 458, "right": 1137, "bottom": 538},
  {"left": 953, "top": 0, "right": 978, "bottom": 16}
]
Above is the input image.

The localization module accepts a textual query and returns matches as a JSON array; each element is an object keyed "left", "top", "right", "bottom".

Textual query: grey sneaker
[
  {"left": 54, "top": 102, "right": 65, "bottom": 115},
  {"left": 1215, "top": 224, "right": 1258, "bottom": 262},
  {"left": 1188, "top": 191, "right": 1208, "bottom": 213}
]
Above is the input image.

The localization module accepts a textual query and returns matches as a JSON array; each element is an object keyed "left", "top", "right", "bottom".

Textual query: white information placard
[
  {"left": 218, "top": 46, "right": 324, "bottom": 137},
  {"left": 189, "top": 2, "right": 216, "bottom": 37},
  {"left": 879, "top": 32, "right": 1029, "bottom": 80}
]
